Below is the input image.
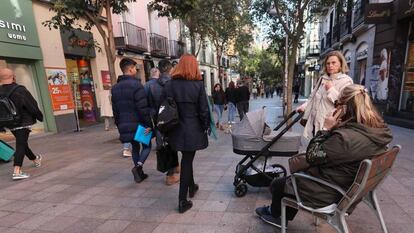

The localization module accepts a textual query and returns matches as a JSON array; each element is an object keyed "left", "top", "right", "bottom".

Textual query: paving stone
[
  {"left": 120, "top": 221, "right": 159, "bottom": 233},
  {"left": 37, "top": 216, "right": 80, "bottom": 232},
  {"left": 226, "top": 200, "right": 257, "bottom": 213},
  {"left": 91, "top": 220, "right": 131, "bottom": 233},
  {"left": 14, "top": 214, "right": 55, "bottom": 230},
  {"left": 19, "top": 202, "right": 55, "bottom": 214},
  {"left": 61, "top": 218, "right": 105, "bottom": 233},
  {"left": 191, "top": 211, "right": 224, "bottom": 225},
  {"left": 200, "top": 200, "right": 230, "bottom": 212},
  {"left": 61, "top": 205, "right": 120, "bottom": 219},
  {"left": 0, "top": 213, "right": 32, "bottom": 227},
  {"left": 39, "top": 203, "right": 77, "bottom": 216}
]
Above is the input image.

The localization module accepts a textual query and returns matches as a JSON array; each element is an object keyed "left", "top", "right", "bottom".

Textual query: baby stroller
[{"left": 231, "top": 109, "right": 303, "bottom": 197}]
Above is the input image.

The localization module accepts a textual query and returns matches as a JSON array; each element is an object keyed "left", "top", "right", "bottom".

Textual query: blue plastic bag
[{"left": 134, "top": 125, "right": 152, "bottom": 145}]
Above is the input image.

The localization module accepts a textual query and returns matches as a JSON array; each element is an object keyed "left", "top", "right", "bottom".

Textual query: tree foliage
[
  {"left": 43, "top": 0, "right": 136, "bottom": 84},
  {"left": 252, "top": 0, "right": 336, "bottom": 116},
  {"left": 237, "top": 48, "right": 282, "bottom": 86},
  {"left": 149, "top": 0, "right": 253, "bottom": 60}
]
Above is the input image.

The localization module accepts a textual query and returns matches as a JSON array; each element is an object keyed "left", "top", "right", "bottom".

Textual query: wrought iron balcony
[
  {"left": 150, "top": 33, "right": 169, "bottom": 57},
  {"left": 306, "top": 44, "right": 320, "bottom": 57},
  {"left": 353, "top": 0, "right": 366, "bottom": 29},
  {"left": 333, "top": 24, "right": 340, "bottom": 43},
  {"left": 169, "top": 40, "right": 184, "bottom": 59},
  {"left": 340, "top": 16, "right": 352, "bottom": 38},
  {"left": 320, "top": 37, "right": 326, "bottom": 53},
  {"left": 326, "top": 31, "right": 332, "bottom": 48},
  {"left": 114, "top": 22, "right": 148, "bottom": 53}
]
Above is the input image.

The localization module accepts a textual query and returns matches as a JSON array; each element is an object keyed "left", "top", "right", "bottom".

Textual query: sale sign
[{"left": 45, "top": 68, "right": 75, "bottom": 111}]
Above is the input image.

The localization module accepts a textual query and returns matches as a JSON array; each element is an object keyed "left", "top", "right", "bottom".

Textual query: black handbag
[{"left": 156, "top": 144, "right": 179, "bottom": 173}]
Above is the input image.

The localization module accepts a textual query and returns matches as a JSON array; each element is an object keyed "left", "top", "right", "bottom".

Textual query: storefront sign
[
  {"left": 101, "top": 70, "right": 111, "bottom": 86},
  {"left": 61, "top": 29, "right": 96, "bottom": 57},
  {"left": 399, "top": 0, "right": 414, "bottom": 19},
  {"left": 45, "top": 68, "right": 75, "bottom": 111},
  {"left": 79, "top": 84, "right": 96, "bottom": 122},
  {"left": 0, "top": 0, "right": 40, "bottom": 47},
  {"left": 365, "top": 3, "right": 393, "bottom": 24}
]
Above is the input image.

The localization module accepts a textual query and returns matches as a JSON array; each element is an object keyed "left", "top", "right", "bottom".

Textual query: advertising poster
[
  {"left": 79, "top": 83, "right": 96, "bottom": 122},
  {"left": 371, "top": 48, "right": 391, "bottom": 101},
  {"left": 45, "top": 68, "right": 74, "bottom": 111},
  {"left": 101, "top": 70, "right": 111, "bottom": 87}
]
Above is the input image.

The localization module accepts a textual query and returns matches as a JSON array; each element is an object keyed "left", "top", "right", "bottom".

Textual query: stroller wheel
[{"left": 235, "top": 183, "right": 248, "bottom": 197}]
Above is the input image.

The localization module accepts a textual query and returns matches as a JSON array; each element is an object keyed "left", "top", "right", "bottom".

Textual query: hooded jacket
[{"left": 292, "top": 122, "right": 393, "bottom": 208}]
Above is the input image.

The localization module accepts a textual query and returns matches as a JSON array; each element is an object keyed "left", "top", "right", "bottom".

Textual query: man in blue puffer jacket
[{"left": 111, "top": 58, "right": 152, "bottom": 183}]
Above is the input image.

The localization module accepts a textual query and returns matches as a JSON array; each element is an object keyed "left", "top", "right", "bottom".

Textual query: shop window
[{"left": 401, "top": 43, "right": 414, "bottom": 112}]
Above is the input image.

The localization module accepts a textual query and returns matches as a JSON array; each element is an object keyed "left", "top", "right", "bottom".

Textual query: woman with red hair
[{"left": 168, "top": 54, "right": 211, "bottom": 213}]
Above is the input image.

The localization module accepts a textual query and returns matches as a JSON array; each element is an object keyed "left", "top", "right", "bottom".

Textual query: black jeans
[
  {"left": 179, "top": 151, "right": 196, "bottom": 201},
  {"left": 270, "top": 177, "right": 298, "bottom": 221},
  {"left": 237, "top": 101, "right": 249, "bottom": 120},
  {"left": 12, "top": 128, "right": 36, "bottom": 167}
]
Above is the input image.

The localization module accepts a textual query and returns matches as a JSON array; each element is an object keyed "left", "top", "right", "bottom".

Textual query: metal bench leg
[
  {"left": 370, "top": 191, "right": 388, "bottom": 233},
  {"left": 281, "top": 200, "right": 287, "bottom": 233}
]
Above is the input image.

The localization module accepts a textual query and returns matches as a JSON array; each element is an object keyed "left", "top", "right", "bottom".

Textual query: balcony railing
[
  {"left": 340, "top": 15, "right": 352, "bottom": 38},
  {"left": 326, "top": 31, "right": 332, "bottom": 48},
  {"left": 306, "top": 45, "right": 320, "bottom": 57},
  {"left": 169, "top": 40, "right": 184, "bottom": 59},
  {"left": 150, "top": 33, "right": 169, "bottom": 57},
  {"left": 320, "top": 37, "right": 326, "bottom": 53},
  {"left": 333, "top": 24, "right": 340, "bottom": 43},
  {"left": 353, "top": 0, "right": 366, "bottom": 29},
  {"left": 114, "top": 22, "right": 148, "bottom": 53}
]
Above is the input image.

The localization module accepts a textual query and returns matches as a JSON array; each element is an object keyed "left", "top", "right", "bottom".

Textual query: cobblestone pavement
[{"left": 0, "top": 96, "right": 413, "bottom": 233}]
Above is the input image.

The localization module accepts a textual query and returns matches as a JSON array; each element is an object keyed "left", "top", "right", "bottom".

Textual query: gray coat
[{"left": 167, "top": 78, "right": 210, "bottom": 151}]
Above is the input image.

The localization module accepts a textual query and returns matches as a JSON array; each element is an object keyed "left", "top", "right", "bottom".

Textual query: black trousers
[
  {"left": 270, "top": 177, "right": 298, "bottom": 221},
  {"left": 179, "top": 151, "right": 196, "bottom": 201},
  {"left": 237, "top": 101, "right": 249, "bottom": 120},
  {"left": 12, "top": 128, "right": 36, "bottom": 167}
]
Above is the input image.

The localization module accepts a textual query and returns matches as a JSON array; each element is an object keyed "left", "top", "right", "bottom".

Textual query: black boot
[
  {"left": 189, "top": 184, "right": 199, "bottom": 198},
  {"left": 131, "top": 165, "right": 148, "bottom": 183},
  {"left": 178, "top": 200, "right": 193, "bottom": 213}
]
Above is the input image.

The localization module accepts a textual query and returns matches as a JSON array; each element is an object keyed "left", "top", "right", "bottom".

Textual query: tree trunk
[
  {"left": 190, "top": 31, "right": 196, "bottom": 55},
  {"left": 105, "top": 0, "right": 117, "bottom": 84},
  {"left": 216, "top": 49, "right": 222, "bottom": 87}
]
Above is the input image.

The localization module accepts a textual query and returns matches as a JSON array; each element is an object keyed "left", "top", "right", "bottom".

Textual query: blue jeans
[
  {"left": 227, "top": 102, "right": 236, "bottom": 122},
  {"left": 131, "top": 140, "right": 152, "bottom": 166},
  {"left": 214, "top": 104, "right": 224, "bottom": 124},
  {"left": 123, "top": 143, "right": 131, "bottom": 150}
]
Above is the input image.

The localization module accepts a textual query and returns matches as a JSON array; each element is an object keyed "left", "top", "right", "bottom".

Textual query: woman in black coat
[{"left": 168, "top": 54, "right": 210, "bottom": 213}]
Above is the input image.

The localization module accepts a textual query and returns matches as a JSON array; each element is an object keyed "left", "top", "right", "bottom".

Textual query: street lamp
[{"left": 269, "top": 8, "right": 289, "bottom": 117}]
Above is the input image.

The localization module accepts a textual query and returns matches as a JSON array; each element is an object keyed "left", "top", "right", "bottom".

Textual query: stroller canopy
[{"left": 232, "top": 109, "right": 266, "bottom": 138}]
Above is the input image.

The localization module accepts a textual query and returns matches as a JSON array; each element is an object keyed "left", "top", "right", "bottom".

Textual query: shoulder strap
[{"left": 1, "top": 85, "right": 21, "bottom": 98}]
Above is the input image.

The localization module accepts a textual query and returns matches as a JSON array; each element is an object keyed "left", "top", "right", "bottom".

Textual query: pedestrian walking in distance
[
  {"left": 99, "top": 84, "right": 113, "bottom": 131},
  {"left": 111, "top": 58, "right": 152, "bottom": 183},
  {"left": 167, "top": 55, "right": 210, "bottom": 213},
  {"left": 212, "top": 83, "right": 226, "bottom": 130},
  {"left": 236, "top": 81, "right": 250, "bottom": 120},
  {"left": 225, "top": 81, "right": 237, "bottom": 124},
  {"left": 0, "top": 68, "right": 43, "bottom": 180}
]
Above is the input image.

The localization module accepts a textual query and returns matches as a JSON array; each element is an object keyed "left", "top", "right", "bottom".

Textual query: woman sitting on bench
[{"left": 255, "top": 84, "right": 393, "bottom": 228}]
